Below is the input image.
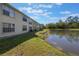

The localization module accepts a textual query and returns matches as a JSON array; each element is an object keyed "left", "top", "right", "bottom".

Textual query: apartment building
[{"left": 0, "top": 3, "right": 41, "bottom": 37}]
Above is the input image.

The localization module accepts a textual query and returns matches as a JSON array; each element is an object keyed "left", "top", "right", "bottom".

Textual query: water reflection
[{"left": 46, "top": 30, "right": 79, "bottom": 55}]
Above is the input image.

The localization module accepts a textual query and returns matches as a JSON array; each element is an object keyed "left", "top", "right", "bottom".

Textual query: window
[
  {"left": 10, "top": 8, "right": 15, "bottom": 17},
  {"left": 2, "top": 5, "right": 15, "bottom": 17},
  {"left": 2, "top": 5, "right": 10, "bottom": 16},
  {"left": 3, "top": 23, "right": 15, "bottom": 33},
  {"left": 23, "top": 17, "right": 27, "bottom": 22},
  {"left": 29, "top": 22, "right": 32, "bottom": 25},
  {"left": 29, "top": 27, "right": 32, "bottom": 31},
  {"left": 22, "top": 25, "right": 27, "bottom": 31},
  {"left": 3, "top": 9, "right": 10, "bottom": 16}
]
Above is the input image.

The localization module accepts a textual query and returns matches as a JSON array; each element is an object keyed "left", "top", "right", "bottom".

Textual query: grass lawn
[
  {"left": 0, "top": 31, "right": 66, "bottom": 56},
  {"left": 50, "top": 29, "right": 79, "bottom": 31},
  {"left": 67, "top": 29, "right": 79, "bottom": 31},
  {"left": 0, "top": 31, "right": 36, "bottom": 55}
]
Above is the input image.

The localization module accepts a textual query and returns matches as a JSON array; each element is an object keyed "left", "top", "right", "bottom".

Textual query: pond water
[{"left": 46, "top": 30, "right": 79, "bottom": 55}]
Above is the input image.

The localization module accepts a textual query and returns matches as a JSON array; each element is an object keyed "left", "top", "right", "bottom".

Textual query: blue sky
[{"left": 10, "top": 3, "right": 79, "bottom": 25}]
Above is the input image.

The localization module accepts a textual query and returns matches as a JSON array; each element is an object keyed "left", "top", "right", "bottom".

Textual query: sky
[{"left": 10, "top": 3, "right": 79, "bottom": 25}]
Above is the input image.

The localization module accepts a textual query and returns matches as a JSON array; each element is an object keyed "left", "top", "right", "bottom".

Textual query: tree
[
  {"left": 65, "top": 16, "right": 79, "bottom": 28},
  {"left": 46, "top": 23, "right": 57, "bottom": 29},
  {"left": 56, "top": 20, "right": 66, "bottom": 29},
  {"left": 46, "top": 16, "right": 79, "bottom": 29}
]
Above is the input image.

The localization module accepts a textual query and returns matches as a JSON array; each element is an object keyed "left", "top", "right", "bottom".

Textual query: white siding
[{"left": 0, "top": 4, "right": 40, "bottom": 37}]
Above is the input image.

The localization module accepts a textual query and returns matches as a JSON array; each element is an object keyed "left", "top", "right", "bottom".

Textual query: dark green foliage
[
  {"left": 46, "top": 16, "right": 79, "bottom": 29},
  {"left": 0, "top": 31, "right": 37, "bottom": 55}
]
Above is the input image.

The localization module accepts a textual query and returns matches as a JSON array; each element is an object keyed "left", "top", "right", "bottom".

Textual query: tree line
[{"left": 46, "top": 16, "right": 79, "bottom": 29}]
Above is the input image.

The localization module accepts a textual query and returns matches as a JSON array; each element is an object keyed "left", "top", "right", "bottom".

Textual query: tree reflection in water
[
  {"left": 50, "top": 30, "right": 79, "bottom": 43},
  {"left": 46, "top": 30, "right": 79, "bottom": 55}
]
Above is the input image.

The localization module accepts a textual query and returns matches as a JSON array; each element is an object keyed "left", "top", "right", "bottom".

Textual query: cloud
[
  {"left": 39, "top": 4, "right": 52, "bottom": 8},
  {"left": 30, "top": 16, "right": 38, "bottom": 20},
  {"left": 27, "top": 3, "right": 53, "bottom": 9},
  {"left": 19, "top": 7, "right": 32, "bottom": 11},
  {"left": 27, "top": 3, "right": 62, "bottom": 9},
  {"left": 19, "top": 6, "right": 79, "bottom": 24},
  {"left": 27, "top": 3, "right": 32, "bottom": 6},
  {"left": 47, "top": 16, "right": 60, "bottom": 22},
  {"left": 29, "top": 9, "right": 43, "bottom": 14},
  {"left": 30, "top": 13, "right": 79, "bottom": 24},
  {"left": 59, "top": 13, "right": 79, "bottom": 21},
  {"left": 19, "top": 6, "right": 53, "bottom": 18},
  {"left": 19, "top": 7, "right": 44, "bottom": 14},
  {"left": 55, "top": 3, "right": 63, "bottom": 6},
  {"left": 69, "top": 13, "right": 79, "bottom": 16},
  {"left": 62, "top": 13, "right": 79, "bottom": 18},
  {"left": 60, "top": 11, "right": 71, "bottom": 14},
  {"left": 18, "top": 3, "right": 53, "bottom": 18}
]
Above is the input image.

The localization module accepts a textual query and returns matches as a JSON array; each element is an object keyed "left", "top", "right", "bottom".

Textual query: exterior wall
[
  {"left": 0, "top": 11, "right": 27, "bottom": 37},
  {"left": 0, "top": 4, "right": 3, "bottom": 37},
  {"left": 0, "top": 4, "right": 41, "bottom": 38},
  {"left": 0, "top": 4, "right": 28, "bottom": 37},
  {"left": 28, "top": 18, "right": 34, "bottom": 31},
  {"left": 27, "top": 17, "right": 32, "bottom": 31}
]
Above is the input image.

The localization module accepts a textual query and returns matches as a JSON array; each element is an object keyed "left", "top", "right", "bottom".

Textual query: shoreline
[{"left": 49, "top": 29, "right": 79, "bottom": 31}]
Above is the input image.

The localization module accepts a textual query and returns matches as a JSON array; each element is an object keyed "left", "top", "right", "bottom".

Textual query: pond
[{"left": 45, "top": 30, "right": 79, "bottom": 55}]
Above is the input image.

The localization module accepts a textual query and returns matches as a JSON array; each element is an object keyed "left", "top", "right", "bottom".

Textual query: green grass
[
  {"left": 2, "top": 37, "right": 66, "bottom": 56},
  {"left": 0, "top": 31, "right": 66, "bottom": 56},
  {"left": 67, "top": 29, "right": 79, "bottom": 31},
  {"left": 0, "top": 31, "right": 36, "bottom": 55},
  {"left": 50, "top": 28, "right": 79, "bottom": 31}
]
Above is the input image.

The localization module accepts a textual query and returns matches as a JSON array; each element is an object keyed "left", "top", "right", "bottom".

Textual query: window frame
[
  {"left": 3, "top": 9, "right": 10, "bottom": 16},
  {"left": 2, "top": 23, "right": 15, "bottom": 33},
  {"left": 22, "top": 25, "right": 27, "bottom": 31},
  {"left": 2, "top": 5, "right": 15, "bottom": 17},
  {"left": 23, "top": 17, "right": 27, "bottom": 22}
]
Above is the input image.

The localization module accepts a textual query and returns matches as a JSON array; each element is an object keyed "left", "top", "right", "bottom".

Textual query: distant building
[{"left": 0, "top": 3, "right": 41, "bottom": 37}]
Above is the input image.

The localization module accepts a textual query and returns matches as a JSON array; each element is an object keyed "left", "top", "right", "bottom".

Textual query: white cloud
[
  {"left": 34, "top": 12, "right": 53, "bottom": 17},
  {"left": 60, "top": 11, "right": 71, "bottom": 14},
  {"left": 19, "top": 7, "right": 44, "bottom": 14},
  {"left": 40, "top": 13, "right": 48, "bottom": 16},
  {"left": 27, "top": 3, "right": 32, "bottom": 6},
  {"left": 38, "top": 4, "right": 53, "bottom": 8},
  {"left": 55, "top": 3, "right": 63, "bottom": 6},
  {"left": 59, "top": 13, "right": 79, "bottom": 21},
  {"left": 62, "top": 13, "right": 79, "bottom": 18},
  {"left": 19, "top": 7, "right": 32, "bottom": 11},
  {"left": 30, "top": 16, "right": 38, "bottom": 20},
  {"left": 48, "top": 16, "right": 59, "bottom": 20},
  {"left": 69, "top": 13, "right": 79, "bottom": 16},
  {"left": 27, "top": 4, "right": 53, "bottom": 9},
  {"left": 30, "top": 9, "right": 43, "bottom": 14},
  {"left": 19, "top": 6, "right": 53, "bottom": 18}
]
